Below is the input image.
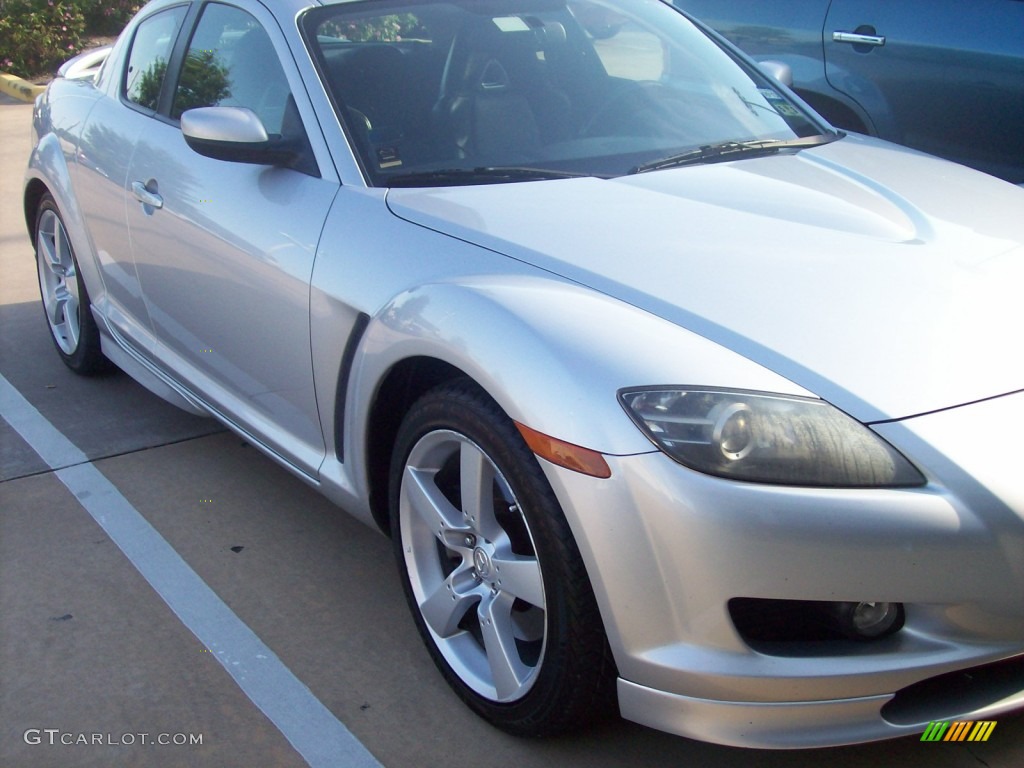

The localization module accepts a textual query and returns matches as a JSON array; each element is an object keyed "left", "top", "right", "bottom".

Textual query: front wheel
[{"left": 390, "top": 380, "right": 616, "bottom": 736}]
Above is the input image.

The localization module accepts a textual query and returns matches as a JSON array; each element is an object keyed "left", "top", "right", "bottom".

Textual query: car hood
[{"left": 386, "top": 135, "right": 1024, "bottom": 422}]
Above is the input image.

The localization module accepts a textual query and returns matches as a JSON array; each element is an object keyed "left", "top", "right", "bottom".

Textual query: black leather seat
[{"left": 332, "top": 45, "right": 415, "bottom": 142}]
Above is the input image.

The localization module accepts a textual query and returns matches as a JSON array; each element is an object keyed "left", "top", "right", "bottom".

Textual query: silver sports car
[{"left": 24, "top": 0, "right": 1024, "bottom": 749}]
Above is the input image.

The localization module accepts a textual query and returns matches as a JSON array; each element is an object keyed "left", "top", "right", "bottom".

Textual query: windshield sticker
[
  {"left": 492, "top": 16, "right": 531, "bottom": 32},
  {"left": 758, "top": 88, "right": 801, "bottom": 117}
]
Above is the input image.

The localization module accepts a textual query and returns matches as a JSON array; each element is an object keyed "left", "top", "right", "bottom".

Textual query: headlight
[{"left": 619, "top": 388, "right": 925, "bottom": 487}]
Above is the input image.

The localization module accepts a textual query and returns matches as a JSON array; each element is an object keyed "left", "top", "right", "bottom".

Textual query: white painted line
[
  {"left": 0, "top": 373, "right": 383, "bottom": 768},
  {"left": 0, "top": 378, "right": 89, "bottom": 469}
]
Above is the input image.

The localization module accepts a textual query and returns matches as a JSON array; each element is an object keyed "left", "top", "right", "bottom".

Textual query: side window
[
  {"left": 124, "top": 6, "right": 188, "bottom": 110},
  {"left": 171, "top": 3, "right": 292, "bottom": 135}
]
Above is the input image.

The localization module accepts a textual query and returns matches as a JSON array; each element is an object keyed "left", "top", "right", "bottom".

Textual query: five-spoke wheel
[
  {"left": 34, "top": 194, "right": 107, "bottom": 373},
  {"left": 390, "top": 380, "right": 615, "bottom": 735},
  {"left": 400, "top": 427, "right": 547, "bottom": 702}
]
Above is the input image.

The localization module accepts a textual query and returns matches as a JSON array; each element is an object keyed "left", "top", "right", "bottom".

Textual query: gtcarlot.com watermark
[{"left": 24, "top": 729, "right": 203, "bottom": 747}]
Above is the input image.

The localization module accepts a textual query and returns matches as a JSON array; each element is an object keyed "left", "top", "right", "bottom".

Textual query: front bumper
[
  {"left": 542, "top": 390, "right": 1024, "bottom": 747},
  {"left": 619, "top": 653, "right": 1024, "bottom": 748}
]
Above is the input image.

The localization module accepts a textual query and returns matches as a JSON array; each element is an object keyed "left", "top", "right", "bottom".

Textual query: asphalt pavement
[{"left": 1, "top": 88, "right": 1021, "bottom": 768}]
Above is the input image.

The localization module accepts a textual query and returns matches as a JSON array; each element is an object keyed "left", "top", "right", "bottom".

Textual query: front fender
[{"left": 349, "top": 274, "right": 812, "bottom": 460}]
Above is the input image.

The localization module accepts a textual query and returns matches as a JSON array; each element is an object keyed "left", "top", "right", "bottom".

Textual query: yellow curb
[{"left": 0, "top": 73, "right": 47, "bottom": 103}]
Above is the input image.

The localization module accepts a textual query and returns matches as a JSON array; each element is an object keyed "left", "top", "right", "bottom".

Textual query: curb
[{"left": 0, "top": 73, "right": 46, "bottom": 103}]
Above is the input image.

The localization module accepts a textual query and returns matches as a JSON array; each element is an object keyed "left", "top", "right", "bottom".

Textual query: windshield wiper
[
  {"left": 630, "top": 134, "right": 840, "bottom": 175},
  {"left": 386, "top": 166, "right": 597, "bottom": 187}
]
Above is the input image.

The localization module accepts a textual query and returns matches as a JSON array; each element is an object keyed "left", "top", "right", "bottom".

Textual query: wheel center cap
[{"left": 473, "top": 547, "right": 492, "bottom": 578}]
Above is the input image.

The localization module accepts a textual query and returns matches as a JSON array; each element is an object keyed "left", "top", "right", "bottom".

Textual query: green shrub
[
  {"left": 82, "top": 0, "right": 143, "bottom": 36},
  {"left": 0, "top": 1, "right": 86, "bottom": 77},
  {"left": 0, "top": 0, "right": 143, "bottom": 78}
]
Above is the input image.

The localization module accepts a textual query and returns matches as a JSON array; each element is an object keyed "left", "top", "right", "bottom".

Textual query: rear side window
[{"left": 124, "top": 5, "right": 188, "bottom": 110}]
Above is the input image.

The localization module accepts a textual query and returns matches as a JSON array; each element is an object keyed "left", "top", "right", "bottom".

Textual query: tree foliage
[
  {"left": 319, "top": 14, "right": 424, "bottom": 42},
  {"left": 173, "top": 49, "right": 232, "bottom": 116},
  {"left": 0, "top": 0, "right": 142, "bottom": 77}
]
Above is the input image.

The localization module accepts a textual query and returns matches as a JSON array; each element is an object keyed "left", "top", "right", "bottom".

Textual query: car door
[
  {"left": 824, "top": 0, "right": 1024, "bottom": 183},
  {"left": 678, "top": 0, "right": 831, "bottom": 60},
  {"left": 674, "top": 3, "right": 833, "bottom": 84},
  {"left": 124, "top": 0, "right": 338, "bottom": 477},
  {"left": 75, "top": 3, "right": 190, "bottom": 350}
]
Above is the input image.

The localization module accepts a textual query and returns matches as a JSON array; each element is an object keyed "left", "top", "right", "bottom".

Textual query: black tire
[
  {"left": 34, "top": 194, "right": 109, "bottom": 375},
  {"left": 389, "top": 379, "right": 617, "bottom": 736}
]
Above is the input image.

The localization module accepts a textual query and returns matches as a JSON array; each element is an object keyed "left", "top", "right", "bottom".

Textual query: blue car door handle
[
  {"left": 131, "top": 181, "right": 163, "bottom": 209},
  {"left": 833, "top": 31, "right": 886, "bottom": 47}
]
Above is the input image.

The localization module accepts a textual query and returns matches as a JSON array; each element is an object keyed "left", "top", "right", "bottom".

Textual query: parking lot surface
[{"left": 2, "top": 90, "right": 1021, "bottom": 767}]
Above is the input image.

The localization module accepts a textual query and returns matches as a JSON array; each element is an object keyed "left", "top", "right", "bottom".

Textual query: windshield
[{"left": 304, "top": 0, "right": 829, "bottom": 185}]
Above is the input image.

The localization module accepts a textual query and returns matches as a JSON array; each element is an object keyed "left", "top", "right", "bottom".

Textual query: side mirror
[
  {"left": 181, "top": 106, "right": 298, "bottom": 167},
  {"left": 758, "top": 60, "right": 793, "bottom": 87}
]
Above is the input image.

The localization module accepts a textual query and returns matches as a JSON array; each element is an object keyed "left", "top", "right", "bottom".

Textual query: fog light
[{"left": 832, "top": 601, "right": 904, "bottom": 640}]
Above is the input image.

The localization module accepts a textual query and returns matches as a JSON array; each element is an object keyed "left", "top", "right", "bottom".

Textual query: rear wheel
[
  {"left": 390, "top": 380, "right": 615, "bottom": 736},
  {"left": 35, "top": 194, "right": 108, "bottom": 374}
]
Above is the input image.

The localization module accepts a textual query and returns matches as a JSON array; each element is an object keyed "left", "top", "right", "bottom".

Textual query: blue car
[{"left": 674, "top": 0, "right": 1024, "bottom": 184}]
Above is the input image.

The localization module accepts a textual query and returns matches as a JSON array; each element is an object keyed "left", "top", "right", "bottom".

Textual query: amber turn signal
[{"left": 515, "top": 422, "right": 611, "bottom": 479}]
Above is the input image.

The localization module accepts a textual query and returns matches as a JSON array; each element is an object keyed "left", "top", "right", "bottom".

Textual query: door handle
[
  {"left": 833, "top": 31, "right": 886, "bottom": 47},
  {"left": 131, "top": 181, "right": 163, "bottom": 209}
]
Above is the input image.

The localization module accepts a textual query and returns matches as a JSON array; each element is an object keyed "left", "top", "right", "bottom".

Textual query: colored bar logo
[{"left": 921, "top": 721, "right": 996, "bottom": 742}]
